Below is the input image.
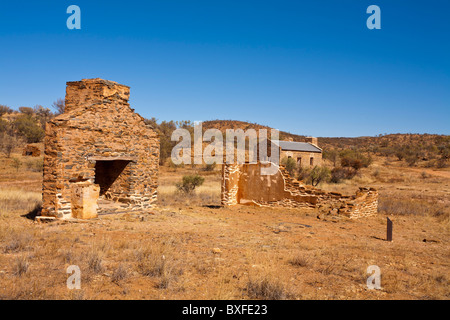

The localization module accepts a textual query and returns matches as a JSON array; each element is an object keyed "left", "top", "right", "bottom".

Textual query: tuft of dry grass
[
  {"left": 246, "top": 277, "right": 290, "bottom": 300},
  {"left": 87, "top": 249, "right": 104, "bottom": 274},
  {"left": 111, "top": 264, "right": 128, "bottom": 283},
  {"left": 288, "top": 254, "right": 311, "bottom": 268},
  {"left": 13, "top": 254, "right": 30, "bottom": 277}
]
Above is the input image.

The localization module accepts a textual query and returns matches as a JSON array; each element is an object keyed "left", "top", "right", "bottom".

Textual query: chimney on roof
[
  {"left": 64, "top": 78, "right": 130, "bottom": 113},
  {"left": 306, "top": 137, "right": 318, "bottom": 146}
]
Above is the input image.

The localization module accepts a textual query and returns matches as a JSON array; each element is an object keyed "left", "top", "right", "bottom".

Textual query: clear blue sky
[{"left": 0, "top": 0, "right": 449, "bottom": 137}]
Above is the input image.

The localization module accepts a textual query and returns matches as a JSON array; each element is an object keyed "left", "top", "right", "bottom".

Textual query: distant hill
[
  {"left": 202, "top": 120, "right": 307, "bottom": 142},
  {"left": 203, "top": 120, "right": 450, "bottom": 151}
]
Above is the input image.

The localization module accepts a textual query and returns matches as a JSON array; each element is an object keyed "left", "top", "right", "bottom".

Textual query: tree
[
  {"left": 323, "top": 149, "right": 339, "bottom": 166},
  {"left": 0, "top": 133, "right": 21, "bottom": 158},
  {"left": 0, "top": 105, "right": 13, "bottom": 117},
  {"left": 18, "top": 106, "right": 34, "bottom": 116},
  {"left": 11, "top": 157, "right": 21, "bottom": 172},
  {"left": 51, "top": 98, "right": 65, "bottom": 115},
  {"left": 13, "top": 115, "right": 45, "bottom": 143},
  {"left": 33, "top": 105, "right": 54, "bottom": 129},
  {"left": 307, "top": 166, "right": 331, "bottom": 186}
]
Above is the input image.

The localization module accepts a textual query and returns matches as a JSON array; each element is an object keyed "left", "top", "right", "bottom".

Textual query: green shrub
[
  {"left": 176, "top": 175, "right": 205, "bottom": 194},
  {"left": 203, "top": 162, "right": 216, "bottom": 171},
  {"left": 330, "top": 167, "right": 356, "bottom": 183},
  {"left": 339, "top": 149, "right": 372, "bottom": 171},
  {"left": 13, "top": 115, "right": 44, "bottom": 143},
  {"left": 281, "top": 157, "right": 297, "bottom": 177}
]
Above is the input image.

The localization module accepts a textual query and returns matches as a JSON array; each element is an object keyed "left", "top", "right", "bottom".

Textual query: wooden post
[{"left": 387, "top": 217, "right": 393, "bottom": 241}]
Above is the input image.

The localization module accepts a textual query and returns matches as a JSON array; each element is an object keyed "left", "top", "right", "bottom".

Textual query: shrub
[
  {"left": 246, "top": 277, "right": 288, "bottom": 300},
  {"left": 203, "top": 162, "right": 216, "bottom": 171},
  {"left": 405, "top": 154, "right": 418, "bottom": 167},
  {"left": 339, "top": 149, "right": 372, "bottom": 171},
  {"left": 176, "top": 175, "right": 205, "bottom": 194},
  {"left": 87, "top": 250, "right": 103, "bottom": 274},
  {"left": 111, "top": 264, "right": 128, "bottom": 283},
  {"left": 0, "top": 105, "right": 13, "bottom": 116},
  {"left": 330, "top": 167, "right": 356, "bottom": 183},
  {"left": 13, "top": 255, "right": 30, "bottom": 277},
  {"left": 281, "top": 157, "right": 297, "bottom": 176},
  {"left": 26, "top": 158, "right": 43, "bottom": 172}
]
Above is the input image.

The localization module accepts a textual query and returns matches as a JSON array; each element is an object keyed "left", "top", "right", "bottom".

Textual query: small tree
[
  {"left": 307, "top": 166, "right": 331, "bottom": 186},
  {"left": 0, "top": 105, "right": 13, "bottom": 117},
  {"left": 176, "top": 175, "right": 205, "bottom": 194},
  {"left": 51, "top": 98, "right": 65, "bottom": 115},
  {"left": 0, "top": 133, "right": 21, "bottom": 158},
  {"left": 323, "top": 149, "right": 339, "bottom": 167},
  {"left": 281, "top": 157, "right": 297, "bottom": 177},
  {"left": 11, "top": 157, "right": 21, "bottom": 172}
]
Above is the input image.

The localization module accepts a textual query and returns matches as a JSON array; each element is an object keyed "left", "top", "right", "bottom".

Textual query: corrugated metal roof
[{"left": 271, "top": 140, "right": 322, "bottom": 153}]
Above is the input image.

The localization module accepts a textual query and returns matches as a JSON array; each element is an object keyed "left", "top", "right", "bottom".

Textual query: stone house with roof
[{"left": 272, "top": 137, "right": 322, "bottom": 167}]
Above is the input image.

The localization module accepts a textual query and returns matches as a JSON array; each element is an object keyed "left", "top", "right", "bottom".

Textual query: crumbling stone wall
[
  {"left": 42, "top": 78, "right": 159, "bottom": 219},
  {"left": 221, "top": 162, "right": 378, "bottom": 219},
  {"left": 23, "top": 145, "right": 41, "bottom": 157}
]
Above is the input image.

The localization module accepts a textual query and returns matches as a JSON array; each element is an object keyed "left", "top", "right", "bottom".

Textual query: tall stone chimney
[
  {"left": 306, "top": 137, "right": 318, "bottom": 146},
  {"left": 64, "top": 78, "right": 130, "bottom": 113}
]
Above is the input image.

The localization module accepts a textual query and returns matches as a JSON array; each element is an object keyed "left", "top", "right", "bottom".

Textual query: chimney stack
[{"left": 306, "top": 137, "right": 318, "bottom": 146}]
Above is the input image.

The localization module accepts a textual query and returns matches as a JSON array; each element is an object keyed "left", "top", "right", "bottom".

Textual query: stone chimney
[
  {"left": 64, "top": 78, "right": 130, "bottom": 113},
  {"left": 306, "top": 137, "right": 318, "bottom": 146}
]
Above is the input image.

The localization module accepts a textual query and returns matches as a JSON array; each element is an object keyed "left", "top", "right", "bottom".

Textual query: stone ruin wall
[
  {"left": 42, "top": 79, "right": 159, "bottom": 219},
  {"left": 221, "top": 162, "right": 378, "bottom": 219},
  {"left": 23, "top": 145, "right": 41, "bottom": 157}
]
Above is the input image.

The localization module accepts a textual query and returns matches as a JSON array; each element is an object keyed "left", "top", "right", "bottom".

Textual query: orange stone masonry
[
  {"left": 42, "top": 79, "right": 159, "bottom": 219},
  {"left": 221, "top": 162, "right": 378, "bottom": 219}
]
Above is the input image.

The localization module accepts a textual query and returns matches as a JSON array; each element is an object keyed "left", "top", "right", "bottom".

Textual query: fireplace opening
[{"left": 94, "top": 160, "right": 131, "bottom": 196}]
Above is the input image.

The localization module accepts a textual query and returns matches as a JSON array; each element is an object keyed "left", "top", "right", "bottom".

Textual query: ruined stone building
[
  {"left": 23, "top": 144, "right": 41, "bottom": 157},
  {"left": 221, "top": 162, "right": 378, "bottom": 219},
  {"left": 41, "top": 78, "right": 159, "bottom": 219},
  {"left": 272, "top": 137, "right": 322, "bottom": 167}
]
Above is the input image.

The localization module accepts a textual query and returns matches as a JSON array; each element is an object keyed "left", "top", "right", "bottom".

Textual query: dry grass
[{"left": 0, "top": 154, "right": 449, "bottom": 300}]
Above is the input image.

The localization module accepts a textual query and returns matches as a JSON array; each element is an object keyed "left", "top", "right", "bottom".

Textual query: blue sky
[{"left": 0, "top": 0, "right": 449, "bottom": 137}]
